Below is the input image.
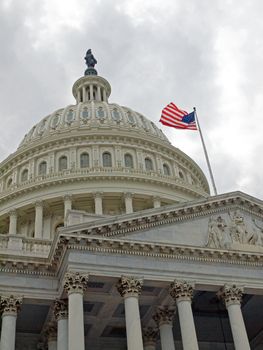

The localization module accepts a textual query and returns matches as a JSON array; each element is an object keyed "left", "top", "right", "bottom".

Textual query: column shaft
[
  {"left": 159, "top": 323, "right": 175, "bottom": 350},
  {"left": 58, "top": 318, "right": 68, "bottom": 350},
  {"left": 124, "top": 296, "right": 144, "bottom": 350},
  {"left": 64, "top": 196, "right": 72, "bottom": 220},
  {"left": 94, "top": 193, "right": 103, "bottom": 215},
  {"left": 8, "top": 211, "right": 17, "bottom": 235},
  {"left": 82, "top": 86, "right": 86, "bottom": 102},
  {"left": 177, "top": 300, "right": 198, "bottom": 350},
  {"left": 35, "top": 202, "right": 43, "bottom": 239},
  {"left": 97, "top": 86, "right": 101, "bottom": 101},
  {"left": 124, "top": 194, "right": 133, "bottom": 214},
  {"left": 227, "top": 303, "right": 250, "bottom": 350},
  {"left": 48, "top": 340, "right": 57, "bottom": 350},
  {"left": 0, "top": 314, "right": 16, "bottom": 350},
  {"left": 90, "top": 84, "right": 94, "bottom": 100},
  {"left": 68, "top": 293, "right": 85, "bottom": 350}
]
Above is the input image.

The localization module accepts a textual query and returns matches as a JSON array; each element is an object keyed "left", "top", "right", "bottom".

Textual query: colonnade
[
  {"left": 0, "top": 275, "right": 251, "bottom": 350},
  {"left": 6, "top": 194, "right": 162, "bottom": 237}
]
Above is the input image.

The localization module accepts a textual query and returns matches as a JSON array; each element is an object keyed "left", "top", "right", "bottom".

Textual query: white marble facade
[{"left": 0, "top": 64, "right": 263, "bottom": 350}]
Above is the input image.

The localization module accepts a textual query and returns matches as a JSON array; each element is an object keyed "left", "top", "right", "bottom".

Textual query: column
[
  {"left": 218, "top": 284, "right": 250, "bottom": 350},
  {"left": 153, "top": 306, "right": 176, "bottom": 350},
  {"left": 35, "top": 201, "right": 43, "bottom": 239},
  {"left": 153, "top": 197, "right": 161, "bottom": 209},
  {"left": 82, "top": 86, "right": 86, "bottom": 102},
  {"left": 54, "top": 300, "right": 68, "bottom": 350},
  {"left": 45, "top": 323, "right": 57, "bottom": 350},
  {"left": 90, "top": 84, "right": 94, "bottom": 100},
  {"left": 63, "top": 272, "right": 89, "bottom": 350},
  {"left": 103, "top": 89, "right": 107, "bottom": 102},
  {"left": 97, "top": 86, "right": 101, "bottom": 101},
  {"left": 0, "top": 295, "right": 22, "bottom": 350},
  {"left": 170, "top": 280, "right": 199, "bottom": 350},
  {"left": 8, "top": 210, "right": 17, "bottom": 235},
  {"left": 64, "top": 195, "right": 72, "bottom": 221},
  {"left": 124, "top": 192, "right": 133, "bottom": 214},
  {"left": 117, "top": 276, "right": 144, "bottom": 350},
  {"left": 143, "top": 327, "right": 158, "bottom": 350},
  {"left": 93, "top": 192, "right": 103, "bottom": 215}
]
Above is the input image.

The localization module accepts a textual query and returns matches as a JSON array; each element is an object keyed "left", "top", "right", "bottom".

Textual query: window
[
  {"left": 163, "top": 164, "right": 170, "bottom": 176},
  {"left": 81, "top": 107, "right": 90, "bottom": 121},
  {"left": 127, "top": 112, "right": 136, "bottom": 125},
  {"left": 38, "top": 161, "right": 47, "bottom": 175},
  {"left": 80, "top": 153, "right": 89, "bottom": 168},
  {"left": 103, "top": 152, "right": 112, "bottom": 167},
  {"left": 179, "top": 170, "right": 185, "bottom": 180},
  {"left": 21, "top": 169, "right": 29, "bottom": 182},
  {"left": 59, "top": 156, "right": 68, "bottom": 171},
  {"left": 7, "top": 178, "right": 12, "bottom": 188},
  {"left": 66, "top": 110, "right": 74, "bottom": 123},
  {"left": 145, "top": 158, "right": 153, "bottom": 171},
  {"left": 112, "top": 108, "right": 121, "bottom": 122},
  {"left": 97, "top": 107, "right": 105, "bottom": 120},
  {"left": 124, "top": 154, "right": 133, "bottom": 168}
]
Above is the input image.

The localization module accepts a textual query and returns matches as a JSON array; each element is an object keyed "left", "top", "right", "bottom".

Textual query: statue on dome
[{"left": 84, "top": 49, "right": 97, "bottom": 68}]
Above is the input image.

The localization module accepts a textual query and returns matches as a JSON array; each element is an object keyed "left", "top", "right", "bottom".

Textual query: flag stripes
[{"left": 160, "top": 103, "right": 197, "bottom": 130}]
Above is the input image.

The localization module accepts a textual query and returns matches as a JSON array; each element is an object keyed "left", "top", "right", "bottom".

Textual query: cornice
[
  {"left": 0, "top": 169, "right": 207, "bottom": 205},
  {"left": 0, "top": 132, "right": 208, "bottom": 191}
]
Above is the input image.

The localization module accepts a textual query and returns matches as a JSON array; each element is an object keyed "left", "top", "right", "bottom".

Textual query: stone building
[{"left": 0, "top": 57, "right": 263, "bottom": 350}]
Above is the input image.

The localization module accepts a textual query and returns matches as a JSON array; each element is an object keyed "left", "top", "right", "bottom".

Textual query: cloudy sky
[{"left": 0, "top": 0, "right": 262, "bottom": 199}]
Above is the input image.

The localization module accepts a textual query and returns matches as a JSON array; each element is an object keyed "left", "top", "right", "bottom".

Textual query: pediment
[{"left": 62, "top": 191, "right": 263, "bottom": 254}]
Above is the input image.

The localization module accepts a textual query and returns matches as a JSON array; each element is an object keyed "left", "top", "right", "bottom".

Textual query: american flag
[{"left": 160, "top": 102, "right": 197, "bottom": 130}]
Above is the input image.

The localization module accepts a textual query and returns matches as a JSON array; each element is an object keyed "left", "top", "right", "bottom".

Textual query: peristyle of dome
[{"left": 0, "top": 64, "right": 209, "bottom": 238}]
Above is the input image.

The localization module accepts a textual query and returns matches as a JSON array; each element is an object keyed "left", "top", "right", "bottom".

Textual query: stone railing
[
  {"left": 0, "top": 167, "right": 206, "bottom": 199},
  {"left": 0, "top": 234, "right": 51, "bottom": 257}
]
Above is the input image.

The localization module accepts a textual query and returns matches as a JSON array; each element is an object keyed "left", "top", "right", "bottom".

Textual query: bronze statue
[{"left": 84, "top": 49, "right": 97, "bottom": 68}]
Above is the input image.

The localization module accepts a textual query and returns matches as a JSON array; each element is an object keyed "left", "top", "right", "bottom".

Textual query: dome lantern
[{"left": 72, "top": 49, "right": 111, "bottom": 104}]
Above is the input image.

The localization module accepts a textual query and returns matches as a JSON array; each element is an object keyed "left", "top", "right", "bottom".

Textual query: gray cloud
[{"left": 0, "top": 0, "right": 262, "bottom": 199}]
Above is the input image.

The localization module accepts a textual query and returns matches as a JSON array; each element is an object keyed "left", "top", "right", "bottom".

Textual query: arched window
[
  {"left": 102, "top": 152, "right": 112, "bottom": 167},
  {"left": 21, "top": 169, "right": 28, "bottom": 182},
  {"left": 59, "top": 156, "right": 68, "bottom": 171},
  {"left": 145, "top": 158, "right": 153, "bottom": 171},
  {"left": 38, "top": 161, "right": 47, "bottom": 175},
  {"left": 7, "top": 178, "right": 12, "bottom": 188},
  {"left": 179, "top": 170, "right": 185, "bottom": 180},
  {"left": 124, "top": 154, "right": 133, "bottom": 168},
  {"left": 80, "top": 153, "right": 89, "bottom": 168},
  {"left": 163, "top": 164, "right": 170, "bottom": 176}
]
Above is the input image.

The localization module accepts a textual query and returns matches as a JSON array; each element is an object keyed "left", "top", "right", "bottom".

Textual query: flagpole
[{"left": 193, "top": 107, "right": 218, "bottom": 195}]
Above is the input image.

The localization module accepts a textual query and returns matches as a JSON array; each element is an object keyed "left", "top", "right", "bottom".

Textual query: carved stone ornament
[
  {"left": 63, "top": 272, "right": 89, "bottom": 295},
  {"left": 206, "top": 212, "right": 262, "bottom": 249},
  {"left": 153, "top": 305, "right": 176, "bottom": 326},
  {"left": 143, "top": 326, "right": 159, "bottom": 345},
  {"left": 116, "top": 275, "right": 143, "bottom": 298},
  {"left": 44, "top": 322, "right": 57, "bottom": 341},
  {"left": 170, "top": 280, "right": 194, "bottom": 302},
  {"left": 54, "top": 299, "right": 68, "bottom": 320},
  {"left": 0, "top": 295, "right": 22, "bottom": 316},
  {"left": 218, "top": 284, "right": 243, "bottom": 306}
]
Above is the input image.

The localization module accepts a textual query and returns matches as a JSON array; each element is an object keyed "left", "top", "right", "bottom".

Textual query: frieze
[{"left": 206, "top": 210, "right": 263, "bottom": 251}]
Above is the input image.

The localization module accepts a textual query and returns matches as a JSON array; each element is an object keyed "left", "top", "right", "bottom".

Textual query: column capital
[
  {"left": 143, "top": 326, "right": 159, "bottom": 346},
  {"left": 0, "top": 295, "right": 22, "bottom": 316},
  {"left": 93, "top": 191, "right": 103, "bottom": 199},
  {"left": 8, "top": 209, "right": 17, "bottom": 217},
  {"left": 63, "top": 271, "right": 89, "bottom": 295},
  {"left": 35, "top": 200, "right": 43, "bottom": 208},
  {"left": 63, "top": 194, "right": 73, "bottom": 202},
  {"left": 153, "top": 305, "right": 176, "bottom": 326},
  {"left": 116, "top": 275, "right": 143, "bottom": 298},
  {"left": 123, "top": 192, "right": 133, "bottom": 199},
  {"left": 44, "top": 322, "right": 57, "bottom": 342},
  {"left": 170, "top": 280, "right": 194, "bottom": 302},
  {"left": 54, "top": 299, "right": 68, "bottom": 320},
  {"left": 218, "top": 284, "right": 244, "bottom": 306}
]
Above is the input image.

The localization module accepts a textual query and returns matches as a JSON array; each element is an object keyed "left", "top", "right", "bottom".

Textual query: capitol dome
[{"left": 0, "top": 60, "right": 209, "bottom": 239}]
